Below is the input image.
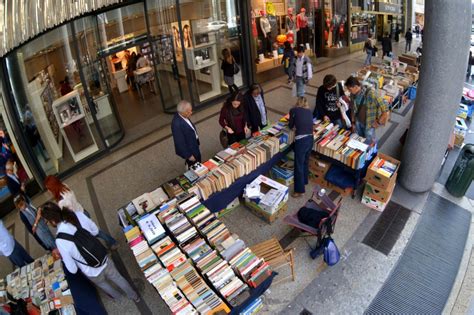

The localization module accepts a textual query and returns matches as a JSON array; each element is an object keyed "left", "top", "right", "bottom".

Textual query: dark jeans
[
  {"left": 294, "top": 136, "right": 314, "bottom": 193},
  {"left": 9, "top": 240, "right": 33, "bottom": 267},
  {"left": 405, "top": 40, "right": 412, "bottom": 52}
]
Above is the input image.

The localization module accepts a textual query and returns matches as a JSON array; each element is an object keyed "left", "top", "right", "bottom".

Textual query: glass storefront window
[
  {"left": 146, "top": 0, "right": 191, "bottom": 111},
  {"left": 74, "top": 16, "right": 123, "bottom": 147},
  {"left": 179, "top": 0, "right": 245, "bottom": 103},
  {"left": 97, "top": 3, "right": 148, "bottom": 54},
  {"left": 5, "top": 25, "right": 105, "bottom": 175},
  {"left": 350, "top": 13, "right": 375, "bottom": 44}
]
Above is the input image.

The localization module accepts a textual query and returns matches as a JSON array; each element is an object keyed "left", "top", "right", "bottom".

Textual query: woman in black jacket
[
  {"left": 244, "top": 84, "right": 267, "bottom": 133},
  {"left": 221, "top": 48, "right": 238, "bottom": 93},
  {"left": 314, "top": 75, "right": 345, "bottom": 128}
]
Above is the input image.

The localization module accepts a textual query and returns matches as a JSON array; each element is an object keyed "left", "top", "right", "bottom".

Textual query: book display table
[{"left": 0, "top": 253, "right": 105, "bottom": 315}]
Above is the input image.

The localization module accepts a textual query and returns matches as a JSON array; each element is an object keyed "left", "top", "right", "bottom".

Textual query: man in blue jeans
[
  {"left": 345, "top": 76, "right": 389, "bottom": 144},
  {"left": 292, "top": 46, "right": 313, "bottom": 97},
  {"left": 0, "top": 219, "right": 33, "bottom": 267}
]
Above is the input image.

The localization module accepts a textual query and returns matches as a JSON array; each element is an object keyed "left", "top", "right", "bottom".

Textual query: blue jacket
[{"left": 171, "top": 113, "right": 201, "bottom": 161}]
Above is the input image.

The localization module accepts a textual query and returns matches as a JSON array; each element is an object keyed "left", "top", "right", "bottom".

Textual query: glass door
[
  {"left": 146, "top": 0, "right": 189, "bottom": 112},
  {"left": 73, "top": 16, "right": 123, "bottom": 147}
]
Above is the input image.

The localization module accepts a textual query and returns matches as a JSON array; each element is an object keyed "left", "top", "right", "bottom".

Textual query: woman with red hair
[{"left": 35, "top": 175, "right": 118, "bottom": 250}]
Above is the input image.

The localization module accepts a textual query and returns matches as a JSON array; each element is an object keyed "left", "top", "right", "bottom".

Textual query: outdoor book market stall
[{"left": 0, "top": 253, "right": 105, "bottom": 315}]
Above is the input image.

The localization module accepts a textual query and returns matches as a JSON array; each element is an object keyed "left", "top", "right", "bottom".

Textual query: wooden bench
[{"left": 250, "top": 237, "right": 295, "bottom": 284}]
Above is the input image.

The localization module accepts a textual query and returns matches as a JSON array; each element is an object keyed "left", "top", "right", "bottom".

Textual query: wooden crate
[{"left": 244, "top": 200, "right": 288, "bottom": 224}]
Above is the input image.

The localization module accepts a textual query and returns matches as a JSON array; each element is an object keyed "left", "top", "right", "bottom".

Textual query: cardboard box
[
  {"left": 363, "top": 180, "right": 395, "bottom": 203},
  {"left": 365, "top": 153, "right": 400, "bottom": 190},
  {"left": 309, "top": 154, "right": 331, "bottom": 176},
  {"left": 361, "top": 193, "right": 390, "bottom": 211},
  {"left": 244, "top": 200, "right": 288, "bottom": 224}
]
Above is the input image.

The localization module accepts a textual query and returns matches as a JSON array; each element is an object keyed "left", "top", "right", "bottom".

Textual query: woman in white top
[
  {"left": 36, "top": 175, "right": 118, "bottom": 250},
  {"left": 40, "top": 202, "right": 139, "bottom": 302}
]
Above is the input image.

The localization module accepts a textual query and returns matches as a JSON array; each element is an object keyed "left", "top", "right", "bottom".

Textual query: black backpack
[{"left": 57, "top": 226, "right": 108, "bottom": 268}]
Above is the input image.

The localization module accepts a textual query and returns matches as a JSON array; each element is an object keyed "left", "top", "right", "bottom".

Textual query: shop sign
[{"left": 375, "top": 2, "right": 402, "bottom": 14}]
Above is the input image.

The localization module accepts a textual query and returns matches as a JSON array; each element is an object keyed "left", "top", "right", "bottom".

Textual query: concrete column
[{"left": 399, "top": 0, "right": 471, "bottom": 193}]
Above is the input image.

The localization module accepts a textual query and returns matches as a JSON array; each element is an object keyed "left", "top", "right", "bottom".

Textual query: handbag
[
  {"left": 219, "top": 129, "right": 228, "bottom": 148},
  {"left": 233, "top": 62, "right": 240, "bottom": 74},
  {"left": 323, "top": 236, "right": 340, "bottom": 266}
]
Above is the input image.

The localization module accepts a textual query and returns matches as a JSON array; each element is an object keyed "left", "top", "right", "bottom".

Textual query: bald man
[{"left": 171, "top": 100, "right": 201, "bottom": 167}]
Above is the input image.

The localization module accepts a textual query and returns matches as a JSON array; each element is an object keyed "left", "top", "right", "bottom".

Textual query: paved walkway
[{"left": 1, "top": 38, "right": 473, "bottom": 315}]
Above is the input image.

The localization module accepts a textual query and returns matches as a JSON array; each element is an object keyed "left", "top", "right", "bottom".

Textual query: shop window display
[
  {"left": 251, "top": 0, "right": 317, "bottom": 75},
  {"left": 323, "top": 0, "right": 348, "bottom": 49},
  {"left": 5, "top": 25, "right": 106, "bottom": 176},
  {"left": 350, "top": 13, "right": 375, "bottom": 44}
]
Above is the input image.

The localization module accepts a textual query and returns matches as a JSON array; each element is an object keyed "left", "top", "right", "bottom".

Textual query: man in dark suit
[
  {"left": 244, "top": 84, "right": 267, "bottom": 134},
  {"left": 171, "top": 100, "right": 201, "bottom": 167}
]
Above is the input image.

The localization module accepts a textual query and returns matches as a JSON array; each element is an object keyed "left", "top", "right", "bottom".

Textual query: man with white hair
[{"left": 171, "top": 100, "right": 201, "bottom": 167}]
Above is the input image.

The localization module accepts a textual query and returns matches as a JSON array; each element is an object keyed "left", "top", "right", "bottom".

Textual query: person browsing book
[
  {"left": 40, "top": 175, "right": 118, "bottom": 250},
  {"left": 40, "top": 202, "right": 140, "bottom": 303},
  {"left": 314, "top": 74, "right": 345, "bottom": 128},
  {"left": 172, "top": 100, "right": 201, "bottom": 168},
  {"left": 289, "top": 97, "right": 314, "bottom": 198},
  {"left": 219, "top": 91, "right": 250, "bottom": 145},
  {"left": 244, "top": 84, "right": 267, "bottom": 133},
  {"left": 345, "top": 76, "right": 389, "bottom": 144},
  {"left": 14, "top": 194, "right": 57, "bottom": 252}
]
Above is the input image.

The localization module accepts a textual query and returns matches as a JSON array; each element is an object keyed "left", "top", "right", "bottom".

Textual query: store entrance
[{"left": 101, "top": 43, "right": 163, "bottom": 133}]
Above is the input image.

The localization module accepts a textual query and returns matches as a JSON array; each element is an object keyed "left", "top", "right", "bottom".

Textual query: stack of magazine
[{"left": 4, "top": 254, "right": 76, "bottom": 314}]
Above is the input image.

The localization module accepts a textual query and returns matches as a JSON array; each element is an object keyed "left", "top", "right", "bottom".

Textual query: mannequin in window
[
  {"left": 296, "top": 8, "right": 309, "bottom": 47},
  {"left": 285, "top": 8, "right": 296, "bottom": 45},
  {"left": 332, "top": 15, "right": 340, "bottom": 47},
  {"left": 260, "top": 11, "right": 272, "bottom": 57},
  {"left": 325, "top": 14, "right": 331, "bottom": 46},
  {"left": 338, "top": 16, "right": 346, "bottom": 47},
  {"left": 251, "top": 9, "right": 258, "bottom": 39}
]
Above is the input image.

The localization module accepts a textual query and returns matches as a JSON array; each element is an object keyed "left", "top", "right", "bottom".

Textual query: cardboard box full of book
[
  {"left": 365, "top": 153, "right": 400, "bottom": 190},
  {"left": 363, "top": 180, "right": 395, "bottom": 203},
  {"left": 361, "top": 192, "right": 392, "bottom": 211}
]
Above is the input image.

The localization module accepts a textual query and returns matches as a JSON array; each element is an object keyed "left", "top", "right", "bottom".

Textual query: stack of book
[
  {"left": 5, "top": 254, "right": 76, "bottom": 314},
  {"left": 170, "top": 260, "right": 231, "bottom": 314},
  {"left": 163, "top": 179, "right": 185, "bottom": 198},
  {"left": 124, "top": 225, "right": 159, "bottom": 271},
  {"left": 143, "top": 261, "right": 197, "bottom": 314},
  {"left": 362, "top": 153, "right": 400, "bottom": 211},
  {"left": 229, "top": 246, "right": 272, "bottom": 289},
  {"left": 176, "top": 197, "right": 250, "bottom": 304},
  {"left": 160, "top": 203, "right": 198, "bottom": 244},
  {"left": 313, "top": 120, "right": 376, "bottom": 170},
  {"left": 152, "top": 236, "right": 187, "bottom": 271},
  {"left": 178, "top": 195, "right": 215, "bottom": 230}
]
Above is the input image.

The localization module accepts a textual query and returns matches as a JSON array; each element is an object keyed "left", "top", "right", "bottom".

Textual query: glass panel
[
  {"left": 147, "top": 0, "right": 190, "bottom": 111},
  {"left": 0, "top": 81, "right": 34, "bottom": 199},
  {"left": 97, "top": 3, "right": 148, "bottom": 55},
  {"left": 74, "top": 16, "right": 123, "bottom": 147},
  {"left": 323, "top": 0, "right": 348, "bottom": 48},
  {"left": 179, "top": 0, "right": 245, "bottom": 104},
  {"left": 5, "top": 24, "right": 103, "bottom": 175}
]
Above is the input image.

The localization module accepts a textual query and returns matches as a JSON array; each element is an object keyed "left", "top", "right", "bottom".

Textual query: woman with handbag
[
  {"left": 219, "top": 91, "right": 250, "bottom": 146},
  {"left": 221, "top": 48, "right": 239, "bottom": 93}
]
